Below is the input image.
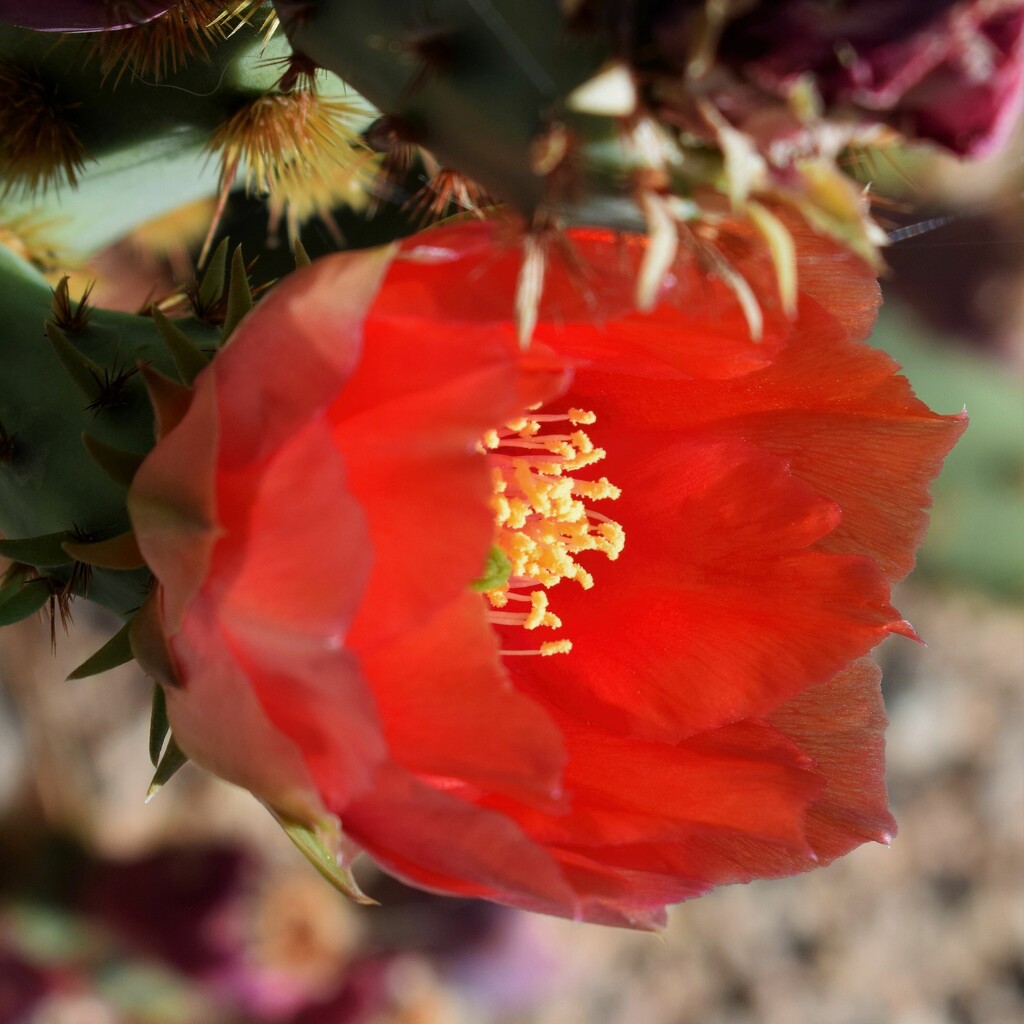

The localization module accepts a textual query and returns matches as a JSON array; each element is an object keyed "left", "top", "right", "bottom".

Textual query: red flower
[{"left": 128, "top": 220, "right": 963, "bottom": 928}]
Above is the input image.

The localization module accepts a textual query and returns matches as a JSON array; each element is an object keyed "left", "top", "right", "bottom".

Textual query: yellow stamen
[
  {"left": 500, "top": 640, "right": 574, "bottom": 657},
  {"left": 483, "top": 407, "right": 624, "bottom": 658}
]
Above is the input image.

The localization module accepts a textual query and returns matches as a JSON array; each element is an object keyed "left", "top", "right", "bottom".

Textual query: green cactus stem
[
  {"left": 0, "top": 11, "right": 377, "bottom": 255},
  {"left": 0, "top": 242, "right": 226, "bottom": 619},
  {"left": 276, "top": 0, "right": 611, "bottom": 218}
]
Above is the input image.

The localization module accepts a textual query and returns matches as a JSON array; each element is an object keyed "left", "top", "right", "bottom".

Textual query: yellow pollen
[{"left": 482, "top": 406, "right": 624, "bottom": 658}]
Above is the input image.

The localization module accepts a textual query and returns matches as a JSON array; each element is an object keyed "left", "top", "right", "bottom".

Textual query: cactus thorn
[
  {"left": 530, "top": 122, "right": 572, "bottom": 177},
  {"left": 51, "top": 276, "right": 95, "bottom": 334},
  {"left": 292, "top": 236, "right": 311, "bottom": 268},
  {"left": 63, "top": 556, "right": 94, "bottom": 607},
  {"left": 211, "top": 0, "right": 279, "bottom": 35},
  {"left": 204, "top": 90, "right": 373, "bottom": 253},
  {"left": 45, "top": 575, "right": 75, "bottom": 653},
  {"left": 516, "top": 229, "right": 549, "bottom": 349},
  {"left": 566, "top": 62, "right": 638, "bottom": 118},
  {"left": 747, "top": 200, "right": 798, "bottom": 318},
  {"left": 398, "top": 22, "right": 459, "bottom": 97},
  {"left": 91, "top": 0, "right": 229, "bottom": 85},
  {"left": 531, "top": 122, "right": 583, "bottom": 211},
  {"left": 276, "top": 50, "right": 321, "bottom": 94},
  {"left": 366, "top": 116, "right": 427, "bottom": 211},
  {"left": 84, "top": 357, "right": 142, "bottom": 414},
  {"left": 515, "top": 222, "right": 591, "bottom": 348},
  {"left": 0, "top": 60, "right": 89, "bottom": 196},
  {"left": 47, "top": 321, "right": 142, "bottom": 413},
  {"left": 407, "top": 168, "right": 493, "bottom": 225},
  {"left": 683, "top": 224, "right": 765, "bottom": 341},
  {"left": 636, "top": 190, "right": 679, "bottom": 313}
]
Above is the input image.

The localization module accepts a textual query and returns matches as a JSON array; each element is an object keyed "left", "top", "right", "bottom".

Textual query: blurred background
[{"left": 1, "top": 134, "right": 1022, "bottom": 1024}]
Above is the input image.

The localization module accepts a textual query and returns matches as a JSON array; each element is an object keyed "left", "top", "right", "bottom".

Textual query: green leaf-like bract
[
  {"left": 67, "top": 621, "right": 133, "bottom": 680},
  {"left": 273, "top": 813, "right": 377, "bottom": 905},
  {"left": 471, "top": 545, "right": 512, "bottom": 592},
  {"left": 0, "top": 577, "right": 49, "bottom": 626}
]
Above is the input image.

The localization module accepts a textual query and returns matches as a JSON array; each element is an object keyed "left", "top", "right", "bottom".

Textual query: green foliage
[
  {"left": 0, "top": 246, "right": 220, "bottom": 617},
  {"left": 273, "top": 811, "right": 378, "bottom": 905},
  {"left": 0, "top": 17, "right": 290, "bottom": 251},
  {"left": 67, "top": 622, "right": 134, "bottom": 679},
  {"left": 281, "top": 0, "right": 610, "bottom": 215},
  {"left": 0, "top": 570, "right": 49, "bottom": 625}
]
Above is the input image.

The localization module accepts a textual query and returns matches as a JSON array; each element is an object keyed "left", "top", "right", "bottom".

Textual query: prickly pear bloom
[{"left": 128, "top": 220, "right": 963, "bottom": 928}]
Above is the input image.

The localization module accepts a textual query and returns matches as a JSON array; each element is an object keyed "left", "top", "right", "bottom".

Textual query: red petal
[
  {"left": 561, "top": 658, "right": 896, "bottom": 893},
  {"left": 564, "top": 302, "right": 965, "bottom": 583},
  {"left": 465, "top": 708, "right": 846, "bottom": 928},
  {"left": 542, "top": 850, "right": 699, "bottom": 929},
  {"left": 360, "top": 591, "right": 565, "bottom": 801},
  {"left": 787, "top": 213, "right": 881, "bottom": 340},
  {"left": 129, "top": 373, "right": 219, "bottom": 634},
  {"left": 330, "top": 314, "right": 567, "bottom": 649},
  {"left": 343, "top": 765, "right": 578, "bottom": 917},
  {"left": 768, "top": 657, "right": 896, "bottom": 861},
  {"left": 211, "top": 417, "right": 371, "bottom": 642},
  {"left": 509, "top": 440, "right": 899, "bottom": 739},
  {"left": 221, "top": 621, "right": 386, "bottom": 811},
  {"left": 713, "top": 312, "right": 966, "bottom": 582},
  {"left": 390, "top": 223, "right": 797, "bottom": 379},
  {"left": 213, "top": 246, "right": 395, "bottom": 470},
  {"left": 387, "top": 215, "right": 879, "bottom": 377},
  {"left": 488, "top": 710, "right": 821, "bottom": 850},
  {"left": 131, "top": 248, "right": 393, "bottom": 634},
  {"left": 166, "top": 599, "right": 331, "bottom": 822}
]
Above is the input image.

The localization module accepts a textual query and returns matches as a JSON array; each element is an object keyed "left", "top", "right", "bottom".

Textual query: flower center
[{"left": 480, "top": 406, "right": 625, "bottom": 657}]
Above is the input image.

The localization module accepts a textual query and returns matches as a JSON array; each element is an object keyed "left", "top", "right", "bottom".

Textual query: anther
[
  {"left": 483, "top": 407, "right": 624, "bottom": 658},
  {"left": 500, "top": 640, "right": 574, "bottom": 657}
]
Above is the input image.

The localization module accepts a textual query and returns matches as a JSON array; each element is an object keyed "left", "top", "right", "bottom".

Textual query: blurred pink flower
[{"left": 656, "top": 0, "right": 1024, "bottom": 155}]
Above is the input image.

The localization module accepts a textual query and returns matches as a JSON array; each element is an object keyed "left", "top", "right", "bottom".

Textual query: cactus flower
[{"left": 128, "top": 221, "right": 963, "bottom": 928}]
